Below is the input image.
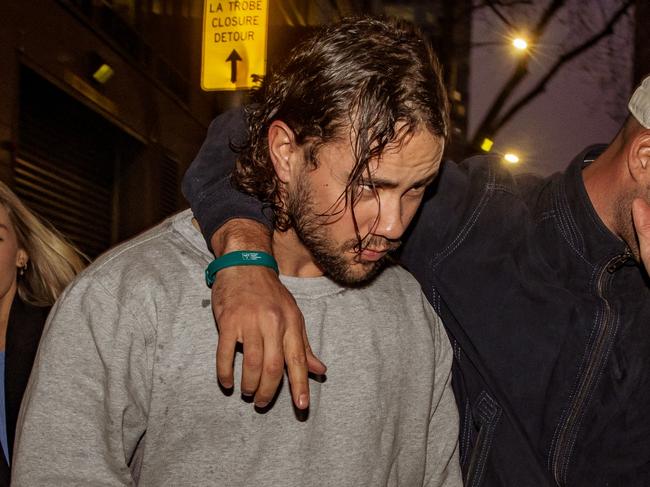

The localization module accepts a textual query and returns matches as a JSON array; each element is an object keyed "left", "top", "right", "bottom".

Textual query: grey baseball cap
[{"left": 629, "top": 76, "right": 650, "bottom": 129}]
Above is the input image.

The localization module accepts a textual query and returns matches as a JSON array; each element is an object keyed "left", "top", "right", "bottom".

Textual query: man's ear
[
  {"left": 268, "top": 120, "right": 300, "bottom": 184},
  {"left": 628, "top": 130, "right": 650, "bottom": 183}
]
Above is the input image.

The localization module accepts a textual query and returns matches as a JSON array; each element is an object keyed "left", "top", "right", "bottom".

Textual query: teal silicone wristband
[{"left": 205, "top": 250, "right": 279, "bottom": 287}]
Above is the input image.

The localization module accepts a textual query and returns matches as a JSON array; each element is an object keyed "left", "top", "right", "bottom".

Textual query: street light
[
  {"left": 512, "top": 37, "right": 528, "bottom": 51},
  {"left": 504, "top": 153, "right": 520, "bottom": 164}
]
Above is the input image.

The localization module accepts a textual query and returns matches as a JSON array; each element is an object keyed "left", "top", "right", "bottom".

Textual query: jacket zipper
[
  {"left": 550, "top": 250, "right": 631, "bottom": 485},
  {"left": 606, "top": 249, "right": 632, "bottom": 273}
]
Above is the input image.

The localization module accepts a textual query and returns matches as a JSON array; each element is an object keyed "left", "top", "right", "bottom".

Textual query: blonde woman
[{"left": 0, "top": 181, "right": 84, "bottom": 484}]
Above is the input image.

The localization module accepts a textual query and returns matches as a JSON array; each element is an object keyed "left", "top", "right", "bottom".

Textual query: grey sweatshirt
[{"left": 12, "top": 210, "right": 461, "bottom": 486}]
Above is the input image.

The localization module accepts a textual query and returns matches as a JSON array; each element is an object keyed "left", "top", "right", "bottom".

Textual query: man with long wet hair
[{"left": 13, "top": 18, "right": 461, "bottom": 486}]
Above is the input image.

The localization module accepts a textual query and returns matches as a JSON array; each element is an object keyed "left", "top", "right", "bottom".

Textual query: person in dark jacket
[
  {"left": 0, "top": 181, "right": 85, "bottom": 485},
  {"left": 181, "top": 75, "right": 650, "bottom": 486}
]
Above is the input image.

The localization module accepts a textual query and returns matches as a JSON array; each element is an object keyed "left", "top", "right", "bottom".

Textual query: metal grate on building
[
  {"left": 13, "top": 156, "right": 112, "bottom": 259},
  {"left": 159, "top": 153, "right": 179, "bottom": 218},
  {"left": 16, "top": 66, "right": 140, "bottom": 258}
]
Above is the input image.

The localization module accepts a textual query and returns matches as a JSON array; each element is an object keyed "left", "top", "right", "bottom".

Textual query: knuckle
[
  {"left": 266, "top": 306, "right": 284, "bottom": 324},
  {"left": 288, "top": 313, "right": 305, "bottom": 328},
  {"left": 287, "top": 353, "right": 307, "bottom": 368},
  {"left": 264, "top": 358, "right": 285, "bottom": 377},
  {"left": 216, "top": 304, "right": 244, "bottom": 319},
  {"left": 215, "top": 352, "right": 232, "bottom": 366},
  {"left": 244, "top": 353, "right": 263, "bottom": 371},
  {"left": 214, "top": 313, "right": 235, "bottom": 329},
  {"left": 216, "top": 328, "right": 236, "bottom": 342}
]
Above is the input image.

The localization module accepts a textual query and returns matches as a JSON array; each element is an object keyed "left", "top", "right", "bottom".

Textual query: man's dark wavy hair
[{"left": 233, "top": 16, "right": 449, "bottom": 232}]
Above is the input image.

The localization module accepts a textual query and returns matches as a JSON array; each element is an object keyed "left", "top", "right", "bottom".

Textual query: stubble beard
[
  {"left": 616, "top": 191, "right": 645, "bottom": 262},
  {"left": 286, "top": 179, "right": 388, "bottom": 286}
]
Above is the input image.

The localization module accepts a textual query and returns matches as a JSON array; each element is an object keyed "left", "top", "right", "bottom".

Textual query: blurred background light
[{"left": 504, "top": 153, "right": 520, "bottom": 164}]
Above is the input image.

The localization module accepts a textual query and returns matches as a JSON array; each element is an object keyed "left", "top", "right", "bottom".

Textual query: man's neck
[
  {"left": 272, "top": 229, "right": 323, "bottom": 277},
  {"left": 582, "top": 142, "right": 624, "bottom": 237}
]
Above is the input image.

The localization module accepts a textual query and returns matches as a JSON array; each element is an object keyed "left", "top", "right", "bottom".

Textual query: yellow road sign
[{"left": 201, "top": 0, "right": 269, "bottom": 91}]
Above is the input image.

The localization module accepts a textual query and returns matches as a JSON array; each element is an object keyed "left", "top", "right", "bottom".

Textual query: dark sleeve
[{"left": 181, "top": 106, "right": 272, "bottom": 247}]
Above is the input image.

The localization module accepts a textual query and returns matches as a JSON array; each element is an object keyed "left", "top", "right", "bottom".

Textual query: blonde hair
[{"left": 0, "top": 181, "right": 86, "bottom": 306}]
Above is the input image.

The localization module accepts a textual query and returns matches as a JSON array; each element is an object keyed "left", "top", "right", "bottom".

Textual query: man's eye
[{"left": 356, "top": 182, "right": 374, "bottom": 194}]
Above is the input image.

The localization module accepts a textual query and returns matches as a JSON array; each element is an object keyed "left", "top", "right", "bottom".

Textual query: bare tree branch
[
  {"left": 490, "top": 0, "right": 633, "bottom": 134},
  {"left": 470, "top": 0, "right": 566, "bottom": 148},
  {"left": 485, "top": 0, "right": 516, "bottom": 29},
  {"left": 473, "top": 0, "right": 533, "bottom": 9}
]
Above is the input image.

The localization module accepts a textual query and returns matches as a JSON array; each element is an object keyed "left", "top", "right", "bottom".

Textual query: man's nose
[{"left": 375, "top": 197, "right": 405, "bottom": 240}]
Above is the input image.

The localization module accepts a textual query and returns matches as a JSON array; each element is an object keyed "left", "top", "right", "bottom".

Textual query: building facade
[
  {"left": 0, "top": 0, "right": 214, "bottom": 257},
  {"left": 0, "top": 0, "right": 472, "bottom": 257}
]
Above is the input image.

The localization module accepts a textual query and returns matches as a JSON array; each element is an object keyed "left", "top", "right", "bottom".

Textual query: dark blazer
[{"left": 0, "top": 296, "right": 49, "bottom": 486}]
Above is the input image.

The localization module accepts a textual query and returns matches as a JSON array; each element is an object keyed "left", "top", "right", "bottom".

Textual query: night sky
[{"left": 469, "top": 1, "right": 634, "bottom": 176}]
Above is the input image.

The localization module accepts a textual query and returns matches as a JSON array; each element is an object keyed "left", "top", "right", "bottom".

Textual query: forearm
[
  {"left": 185, "top": 109, "right": 321, "bottom": 410},
  {"left": 185, "top": 171, "right": 272, "bottom": 250},
  {"left": 211, "top": 218, "right": 273, "bottom": 256},
  {"left": 182, "top": 106, "right": 273, "bottom": 247}
]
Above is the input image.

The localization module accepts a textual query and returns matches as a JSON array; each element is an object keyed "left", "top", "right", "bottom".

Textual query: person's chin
[{"left": 339, "top": 259, "right": 385, "bottom": 286}]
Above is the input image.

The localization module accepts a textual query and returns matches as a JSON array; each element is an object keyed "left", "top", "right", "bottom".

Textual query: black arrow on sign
[{"left": 226, "top": 49, "right": 242, "bottom": 84}]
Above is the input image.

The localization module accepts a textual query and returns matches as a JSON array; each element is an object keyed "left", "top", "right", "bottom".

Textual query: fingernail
[
  {"left": 241, "top": 391, "right": 253, "bottom": 397},
  {"left": 255, "top": 401, "right": 269, "bottom": 408},
  {"left": 298, "top": 394, "right": 309, "bottom": 409}
]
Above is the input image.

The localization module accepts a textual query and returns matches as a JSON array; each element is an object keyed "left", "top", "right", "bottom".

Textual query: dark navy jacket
[
  {"left": 0, "top": 296, "right": 50, "bottom": 486},
  {"left": 182, "top": 110, "right": 650, "bottom": 486}
]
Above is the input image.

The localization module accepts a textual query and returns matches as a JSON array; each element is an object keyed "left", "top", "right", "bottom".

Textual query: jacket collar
[{"left": 556, "top": 145, "right": 630, "bottom": 266}]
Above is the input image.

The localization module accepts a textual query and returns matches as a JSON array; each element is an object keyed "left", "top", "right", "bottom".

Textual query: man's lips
[{"left": 359, "top": 248, "right": 389, "bottom": 261}]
